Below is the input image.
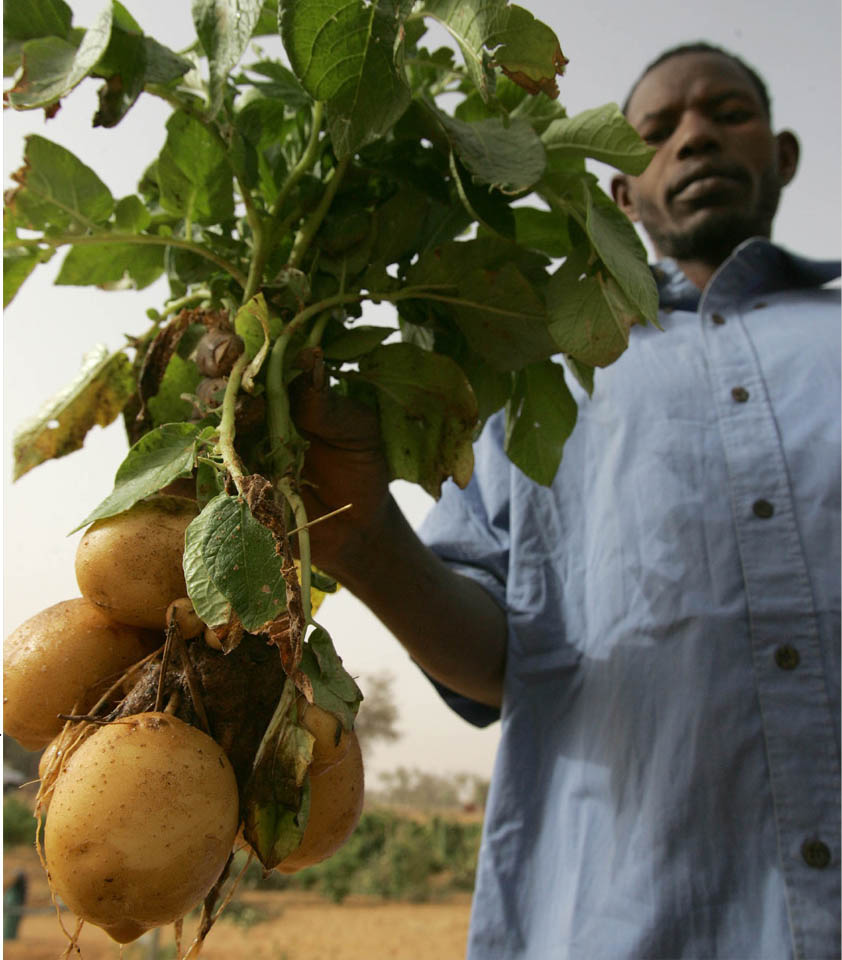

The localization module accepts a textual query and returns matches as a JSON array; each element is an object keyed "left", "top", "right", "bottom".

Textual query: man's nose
[{"left": 674, "top": 110, "right": 722, "bottom": 158}]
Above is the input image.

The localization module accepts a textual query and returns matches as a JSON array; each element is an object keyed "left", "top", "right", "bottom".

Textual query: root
[{"left": 182, "top": 847, "right": 254, "bottom": 960}]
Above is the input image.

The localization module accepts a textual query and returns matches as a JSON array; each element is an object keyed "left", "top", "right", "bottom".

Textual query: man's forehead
[{"left": 627, "top": 52, "right": 761, "bottom": 123}]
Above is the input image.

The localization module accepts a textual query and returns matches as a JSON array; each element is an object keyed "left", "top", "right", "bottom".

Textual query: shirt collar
[{"left": 652, "top": 237, "right": 841, "bottom": 313}]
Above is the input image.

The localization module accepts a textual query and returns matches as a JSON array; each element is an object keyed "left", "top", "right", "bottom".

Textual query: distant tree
[
  {"left": 374, "top": 767, "right": 489, "bottom": 809},
  {"left": 354, "top": 672, "right": 401, "bottom": 756}
]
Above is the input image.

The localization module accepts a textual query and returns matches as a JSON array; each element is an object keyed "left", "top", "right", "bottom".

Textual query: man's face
[{"left": 613, "top": 52, "right": 798, "bottom": 264}]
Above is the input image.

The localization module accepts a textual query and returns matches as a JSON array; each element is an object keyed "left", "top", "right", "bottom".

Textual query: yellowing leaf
[{"left": 12, "top": 345, "right": 135, "bottom": 480}]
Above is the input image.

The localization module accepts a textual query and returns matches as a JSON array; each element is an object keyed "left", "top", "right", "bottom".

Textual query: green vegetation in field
[
  {"left": 235, "top": 808, "right": 483, "bottom": 904},
  {"left": 3, "top": 795, "right": 38, "bottom": 847}
]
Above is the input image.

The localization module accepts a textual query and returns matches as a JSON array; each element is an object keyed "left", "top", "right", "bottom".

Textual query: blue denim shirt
[{"left": 419, "top": 239, "right": 841, "bottom": 959}]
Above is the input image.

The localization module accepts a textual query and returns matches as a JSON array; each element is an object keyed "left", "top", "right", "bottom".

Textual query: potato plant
[{"left": 3, "top": 0, "right": 657, "bottom": 952}]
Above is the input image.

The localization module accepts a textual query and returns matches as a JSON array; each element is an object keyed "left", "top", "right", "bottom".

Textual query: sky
[{"left": 3, "top": 0, "right": 840, "bottom": 782}]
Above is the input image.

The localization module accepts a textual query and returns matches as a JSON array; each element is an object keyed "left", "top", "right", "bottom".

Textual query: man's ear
[
  {"left": 611, "top": 173, "right": 639, "bottom": 221},
  {"left": 775, "top": 130, "right": 799, "bottom": 187}
]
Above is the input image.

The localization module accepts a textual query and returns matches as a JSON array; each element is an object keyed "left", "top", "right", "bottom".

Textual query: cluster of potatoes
[{"left": 3, "top": 493, "right": 363, "bottom": 944}]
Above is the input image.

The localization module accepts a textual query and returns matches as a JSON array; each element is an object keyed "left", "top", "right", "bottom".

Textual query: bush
[
  {"left": 242, "top": 808, "right": 482, "bottom": 903},
  {"left": 3, "top": 795, "right": 37, "bottom": 847}
]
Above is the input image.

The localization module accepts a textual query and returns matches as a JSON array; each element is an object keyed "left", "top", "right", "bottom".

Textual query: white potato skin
[
  {"left": 44, "top": 712, "right": 239, "bottom": 943},
  {"left": 75, "top": 496, "right": 198, "bottom": 629},
  {"left": 3, "top": 598, "right": 155, "bottom": 750}
]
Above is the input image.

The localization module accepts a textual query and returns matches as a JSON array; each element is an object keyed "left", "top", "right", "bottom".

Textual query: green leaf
[
  {"left": 280, "top": 0, "right": 413, "bottom": 157},
  {"left": 322, "top": 326, "right": 392, "bottom": 361},
  {"left": 235, "top": 291, "right": 281, "bottom": 361},
  {"left": 6, "top": 135, "right": 114, "bottom": 231},
  {"left": 513, "top": 206, "right": 571, "bottom": 258},
  {"left": 157, "top": 111, "right": 234, "bottom": 223},
  {"left": 437, "top": 112, "right": 546, "bottom": 193},
  {"left": 8, "top": 4, "right": 112, "bottom": 109},
  {"left": 12, "top": 345, "right": 134, "bottom": 480},
  {"left": 200, "top": 493, "right": 287, "bottom": 632},
  {"left": 449, "top": 152, "right": 515, "bottom": 239},
  {"left": 73, "top": 423, "right": 205, "bottom": 530},
  {"left": 183, "top": 501, "right": 234, "bottom": 630},
  {"left": 193, "top": 0, "right": 264, "bottom": 117},
  {"left": 579, "top": 179, "right": 658, "bottom": 323},
  {"left": 504, "top": 358, "right": 577, "bottom": 485},
  {"left": 486, "top": 4, "right": 567, "bottom": 99},
  {"left": 55, "top": 242, "right": 165, "bottom": 289},
  {"left": 299, "top": 626, "right": 363, "bottom": 731},
  {"left": 114, "top": 195, "right": 151, "bottom": 232},
  {"left": 146, "top": 352, "right": 202, "bottom": 427},
  {"left": 546, "top": 258, "right": 633, "bottom": 368},
  {"left": 542, "top": 103, "right": 655, "bottom": 175},
  {"left": 357, "top": 342, "right": 477, "bottom": 498},
  {"left": 3, "top": 248, "right": 41, "bottom": 307}
]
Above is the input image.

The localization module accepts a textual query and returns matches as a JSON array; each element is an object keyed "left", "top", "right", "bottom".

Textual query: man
[{"left": 295, "top": 45, "right": 840, "bottom": 958}]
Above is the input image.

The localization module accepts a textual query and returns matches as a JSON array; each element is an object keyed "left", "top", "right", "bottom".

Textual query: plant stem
[
  {"left": 10, "top": 232, "right": 249, "bottom": 290},
  {"left": 288, "top": 155, "right": 350, "bottom": 269},
  {"left": 271, "top": 101, "right": 325, "bottom": 219},
  {"left": 219, "top": 352, "right": 250, "bottom": 492},
  {"left": 278, "top": 476, "right": 313, "bottom": 624}
]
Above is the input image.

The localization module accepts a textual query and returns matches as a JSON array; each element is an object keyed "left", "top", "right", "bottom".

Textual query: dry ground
[{"left": 3, "top": 846, "right": 473, "bottom": 960}]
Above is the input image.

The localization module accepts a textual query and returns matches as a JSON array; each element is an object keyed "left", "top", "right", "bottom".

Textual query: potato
[
  {"left": 3, "top": 599, "right": 156, "bottom": 750},
  {"left": 75, "top": 495, "right": 198, "bottom": 629},
  {"left": 45, "top": 712, "right": 239, "bottom": 944},
  {"left": 278, "top": 730, "right": 364, "bottom": 873},
  {"left": 297, "top": 697, "right": 350, "bottom": 774}
]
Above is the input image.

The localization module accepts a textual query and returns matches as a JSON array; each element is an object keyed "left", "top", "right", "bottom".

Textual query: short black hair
[{"left": 622, "top": 42, "right": 772, "bottom": 119}]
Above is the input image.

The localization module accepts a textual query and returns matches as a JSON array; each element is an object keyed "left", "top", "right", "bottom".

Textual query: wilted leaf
[
  {"left": 504, "top": 358, "right": 577, "bottom": 485},
  {"left": 13, "top": 345, "right": 134, "bottom": 480},
  {"left": 243, "top": 682, "right": 314, "bottom": 869},
  {"left": 487, "top": 4, "right": 567, "bottom": 99},
  {"left": 8, "top": 5, "right": 112, "bottom": 109}
]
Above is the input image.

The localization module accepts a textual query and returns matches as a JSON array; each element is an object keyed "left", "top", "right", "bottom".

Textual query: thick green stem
[
  {"left": 271, "top": 102, "right": 325, "bottom": 220},
  {"left": 288, "top": 156, "right": 350, "bottom": 270},
  {"left": 219, "top": 352, "right": 250, "bottom": 492}
]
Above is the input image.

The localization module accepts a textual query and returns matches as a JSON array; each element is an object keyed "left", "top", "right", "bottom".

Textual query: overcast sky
[{"left": 3, "top": 0, "right": 839, "bottom": 780}]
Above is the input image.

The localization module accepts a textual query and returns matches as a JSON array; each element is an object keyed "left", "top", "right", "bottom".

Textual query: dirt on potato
[{"left": 3, "top": 846, "right": 472, "bottom": 960}]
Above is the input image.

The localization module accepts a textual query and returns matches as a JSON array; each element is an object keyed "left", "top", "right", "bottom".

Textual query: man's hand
[
  {"left": 290, "top": 362, "right": 506, "bottom": 709},
  {"left": 290, "top": 369, "right": 391, "bottom": 581}
]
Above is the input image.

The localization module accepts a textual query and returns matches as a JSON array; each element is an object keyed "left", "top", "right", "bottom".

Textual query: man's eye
[
  {"left": 642, "top": 127, "right": 670, "bottom": 145},
  {"left": 717, "top": 108, "right": 753, "bottom": 124}
]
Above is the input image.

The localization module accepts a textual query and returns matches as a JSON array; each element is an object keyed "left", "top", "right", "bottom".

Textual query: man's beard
[{"left": 646, "top": 167, "right": 782, "bottom": 265}]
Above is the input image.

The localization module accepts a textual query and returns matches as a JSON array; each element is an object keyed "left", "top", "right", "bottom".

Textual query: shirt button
[
  {"left": 753, "top": 499, "right": 775, "bottom": 518},
  {"left": 802, "top": 840, "right": 832, "bottom": 869},
  {"left": 731, "top": 386, "right": 750, "bottom": 402},
  {"left": 711, "top": 312, "right": 726, "bottom": 325},
  {"left": 774, "top": 645, "right": 800, "bottom": 670}
]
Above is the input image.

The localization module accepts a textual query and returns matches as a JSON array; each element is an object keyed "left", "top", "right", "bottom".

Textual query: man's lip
[{"left": 670, "top": 167, "right": 745, "bottom": 199}]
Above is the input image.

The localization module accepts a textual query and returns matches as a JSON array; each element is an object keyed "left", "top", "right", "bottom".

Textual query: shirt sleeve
[{"left": 415, "top": 419, "right": 512, "bottom": 727}]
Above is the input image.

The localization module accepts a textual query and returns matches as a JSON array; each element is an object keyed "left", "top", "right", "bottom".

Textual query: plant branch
[
  {"left": 219, "top": 352, "right": 250, "bottom": 492},
  {"left": 287, "top": 155, "right": 350, "bottom": 270},
  {"left": 271, "top": 101, "right": 325, "bottom": 220},
  {"left": 8, "top": 232, "right": 249, "bottom": 289}
]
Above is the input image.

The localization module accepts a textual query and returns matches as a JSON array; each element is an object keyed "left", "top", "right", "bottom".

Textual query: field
[{"left": 3, "top": 821, "right": 475, "bottom": 960}]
